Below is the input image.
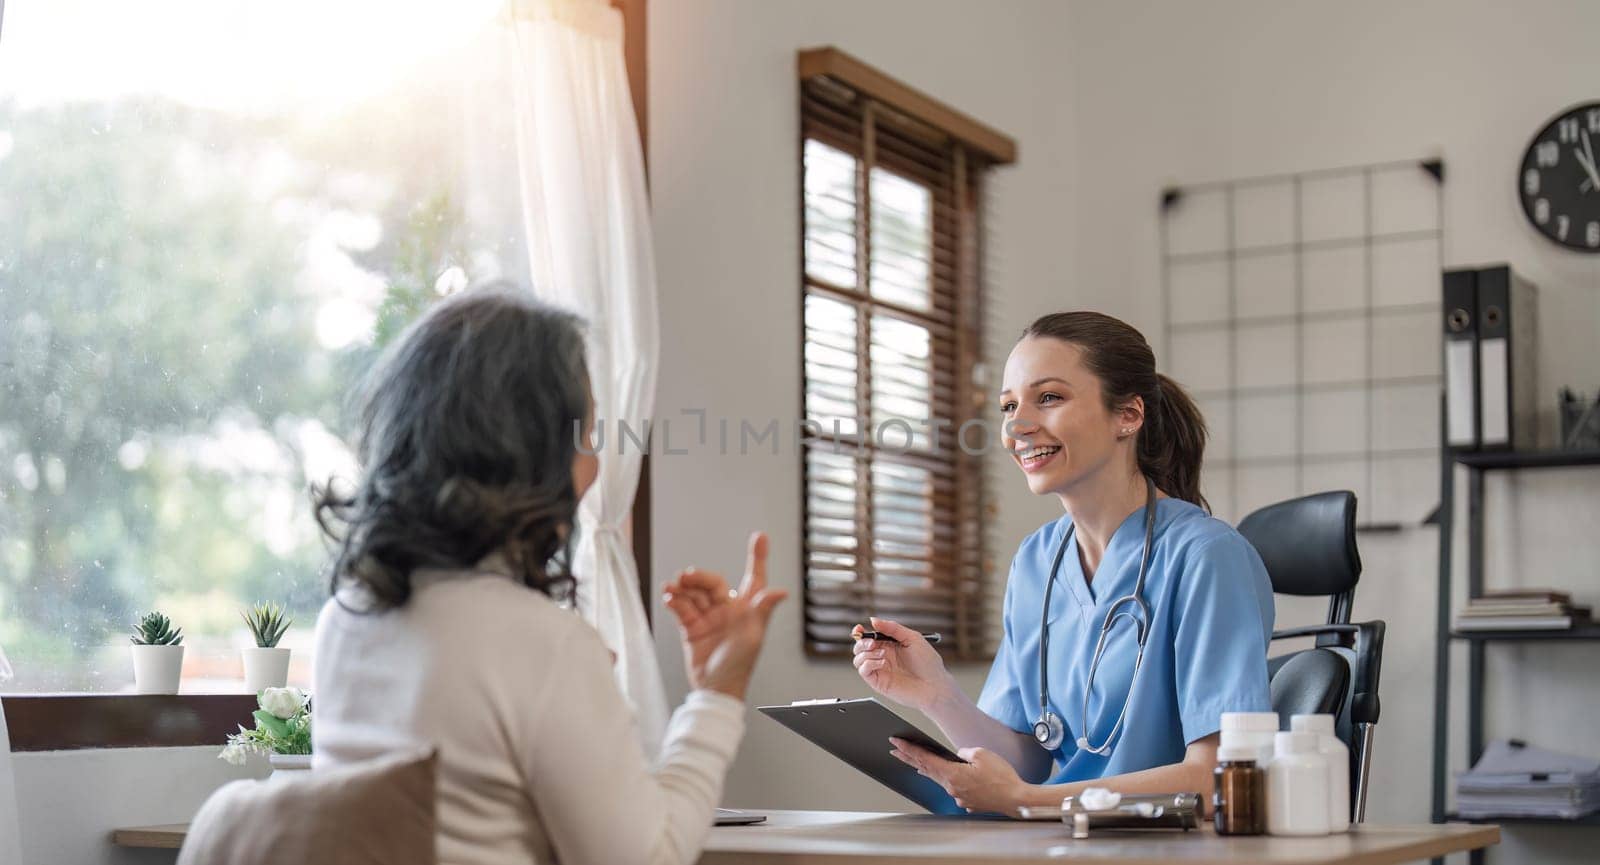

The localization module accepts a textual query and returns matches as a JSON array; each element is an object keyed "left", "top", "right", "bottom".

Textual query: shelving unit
[
  {"left": 1446, "top": 813, "right": 1600, "bottom": 828},
  {"left": 1449, "top": 624, "right": 1600, "bottom": 642},
  {"left": 1430, "top": 448, "right": 1600, "bottom": 865}
]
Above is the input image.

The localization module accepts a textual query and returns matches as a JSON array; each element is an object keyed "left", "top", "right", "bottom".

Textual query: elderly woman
[{"left": 311, "top": 284, "right": 784, "bottom": 865}]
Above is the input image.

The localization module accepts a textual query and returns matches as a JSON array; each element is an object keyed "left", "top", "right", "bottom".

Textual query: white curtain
[
  {"left": 507, "top": 0, "right": 668, "bottom": 759},
  {"left": 0, "top": 647, "right": 23, "bottom": 865}
]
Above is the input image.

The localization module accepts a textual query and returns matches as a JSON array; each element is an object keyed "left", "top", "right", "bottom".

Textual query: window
[
  {"left": 797, "top": 49, "right": 1014, "bottom": 659},
  {"left": 0, "top": 0, "right": 530, "bottom": 692}
]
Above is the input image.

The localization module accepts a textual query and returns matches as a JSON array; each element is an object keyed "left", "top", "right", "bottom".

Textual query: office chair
[{"left": 1237, "top": 490, "right": 1386, "bottom": 824}]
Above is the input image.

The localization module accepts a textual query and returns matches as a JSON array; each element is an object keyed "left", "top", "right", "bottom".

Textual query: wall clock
[{"left": 1519, "top": 100, "right": 1600, "bottom": 252}]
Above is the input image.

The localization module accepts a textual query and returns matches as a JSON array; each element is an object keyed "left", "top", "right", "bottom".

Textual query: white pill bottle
[
  {"left": 1267, "top": 731, "right": 1331, "bottom": 836},
  {"left": 1290, "top": 713, "right": 1350, "bottom": 833}
]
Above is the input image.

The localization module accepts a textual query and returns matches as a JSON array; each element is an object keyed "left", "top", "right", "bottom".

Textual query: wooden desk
[
  {"left": 700, "top": 811, "right": 1499, "bottom": 864},
  {"left": 116, "top": 810, "right": 1500, "bottom": 864}
]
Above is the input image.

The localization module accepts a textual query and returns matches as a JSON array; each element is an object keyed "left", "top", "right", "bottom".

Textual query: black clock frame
[{"left": 1517, "top": 100, "right": 1600, "bottom": 253}]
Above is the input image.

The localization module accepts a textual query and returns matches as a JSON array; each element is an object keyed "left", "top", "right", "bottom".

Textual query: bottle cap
[
  {"left": 1290, "top": 714, "right": 1335, "bottom": 736},
  {"left": 1220, "top": 711, "right": 1280, "bottom": 732},
  {"left": 1216, "top": 744, "right": 1259, "bottom": 763},
  {"left": 1275, "top": 730, "right": 1319, "bottom": 755}
]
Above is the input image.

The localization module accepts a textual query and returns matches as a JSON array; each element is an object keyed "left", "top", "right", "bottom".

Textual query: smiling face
[{"left": 1000, "top": 336, "right": 1142, "bottom": 498}]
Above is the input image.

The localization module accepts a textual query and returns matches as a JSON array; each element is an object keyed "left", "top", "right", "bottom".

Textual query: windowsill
[{"left": 1, "top": 693, "right": 258, "bottom": 752}]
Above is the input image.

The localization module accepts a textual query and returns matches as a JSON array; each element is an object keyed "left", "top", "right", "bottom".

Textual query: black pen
[{"left": 856, "top": 630, "right": 942, "bottom": 645}]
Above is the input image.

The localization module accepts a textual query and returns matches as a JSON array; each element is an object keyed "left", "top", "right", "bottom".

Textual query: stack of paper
[
  {"left": 1455, "top": 739, "right": 1600, "bottom": 820},
  {"left": 1453, "top": 589, "right": 1591, "bottom": 632}
]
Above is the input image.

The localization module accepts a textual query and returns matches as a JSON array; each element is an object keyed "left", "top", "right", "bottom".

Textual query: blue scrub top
[{"left": 977, "top": 498, "right": 1274, "bottom": 785}]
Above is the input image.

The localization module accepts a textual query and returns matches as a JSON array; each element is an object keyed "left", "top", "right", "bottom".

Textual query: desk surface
[{"left": 115, "top": 810, "right": 1499, "bottom": 864}]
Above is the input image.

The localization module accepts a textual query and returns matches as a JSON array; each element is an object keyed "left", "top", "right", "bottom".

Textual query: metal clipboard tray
[{"left": 1018, "top": 792, "right": 1203, "bottom": 838}]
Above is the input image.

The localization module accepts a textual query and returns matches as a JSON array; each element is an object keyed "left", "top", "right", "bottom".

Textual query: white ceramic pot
[
  {"left": 268, "top": 753, "right": 312, "bottom": 773},
  {"left": 242, "top": 647, "right": 291, "bottom": 694},
  {"left": 130, "top": 644, "right": 184, "bottom": 694}
]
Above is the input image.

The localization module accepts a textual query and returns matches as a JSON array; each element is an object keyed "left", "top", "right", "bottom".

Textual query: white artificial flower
[
  {"left": 259, "top": 686, "right": 307, "bottom": 720},
  {"left": 219, "top": 743, "right": 248, "bottom": 766}
]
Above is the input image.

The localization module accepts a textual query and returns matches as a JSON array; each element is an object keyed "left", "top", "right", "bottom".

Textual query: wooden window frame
[
  {"left": 797, "top": 48, "right": 1015, "bottom": 660},
  {"left": 2, "top": 0, "right": 652, "bottom": 749}
]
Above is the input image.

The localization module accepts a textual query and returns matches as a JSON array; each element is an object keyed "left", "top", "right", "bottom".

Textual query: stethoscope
[{"left": 1032, "top": 476, "right": 1158, "bottom": 756}]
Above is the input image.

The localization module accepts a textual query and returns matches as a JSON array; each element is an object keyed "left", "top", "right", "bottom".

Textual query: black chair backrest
[{"left": 1237, "top": 490, "right": 1362, "bottom": 625}]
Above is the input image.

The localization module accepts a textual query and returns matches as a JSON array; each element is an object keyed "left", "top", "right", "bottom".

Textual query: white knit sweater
[{"left": 312, "top": 568, "right": 744, "bottom": 865}]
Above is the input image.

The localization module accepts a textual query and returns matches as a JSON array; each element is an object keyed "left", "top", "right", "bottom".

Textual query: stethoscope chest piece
[{"left": 1033, "top": 711, "right": 1066, "bottom": 750}]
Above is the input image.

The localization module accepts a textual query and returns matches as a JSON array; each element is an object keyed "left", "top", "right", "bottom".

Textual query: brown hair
[{"left": 1021, "top": 311, "right": 1209, "bottom": 511}]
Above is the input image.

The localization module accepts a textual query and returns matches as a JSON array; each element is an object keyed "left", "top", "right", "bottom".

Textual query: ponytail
[
  {"left": 1140, "top": 374, "right": 1208, "bottom": 512},
  {"left": 1021, "top": 312, "right": 1210, "bottom": 512}
]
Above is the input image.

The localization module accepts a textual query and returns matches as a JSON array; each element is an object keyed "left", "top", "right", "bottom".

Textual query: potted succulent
[
  {"left": 129, "top": 611, "right": 184, "bottom": 694},
  {"left": 219, "top": 686, "right": 312, "bottom": 772},
  {"left": 240, "top": 601, "right": 293, "bottom": 694}
]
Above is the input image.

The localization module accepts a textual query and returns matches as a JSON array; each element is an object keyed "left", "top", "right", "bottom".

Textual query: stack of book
[
  {"left": 1456, "top": 739, "right": 1600, "bottom": 820},
  {"left": 1453, "top": 589, "right": 1591, "bottom": 633}
]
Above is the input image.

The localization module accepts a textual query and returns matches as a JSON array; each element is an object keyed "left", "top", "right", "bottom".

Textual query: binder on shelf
[
  {"left": 1443, "top": 268, "right": 1479, "bottom": 449},
  {"left": 1476, "top": 265, "right": 1539, "bottom": 451}
]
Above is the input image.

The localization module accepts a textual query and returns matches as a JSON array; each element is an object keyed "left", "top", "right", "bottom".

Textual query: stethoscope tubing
[{"left": 1036, "top": 477, "right": 1158, "bottom": 756}]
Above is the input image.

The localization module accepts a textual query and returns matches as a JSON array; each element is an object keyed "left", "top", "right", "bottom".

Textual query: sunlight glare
[{"left": 0, "top": 0, "right": 505, "bottom": 114}]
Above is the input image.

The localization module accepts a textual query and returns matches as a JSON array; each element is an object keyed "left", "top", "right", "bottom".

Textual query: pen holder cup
[{"left": 1560, "top": 394, "right": 1600, "bottom": 450}]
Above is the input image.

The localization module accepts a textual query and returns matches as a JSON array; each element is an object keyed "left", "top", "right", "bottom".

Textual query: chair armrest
[
  {"left": 1347, "top": 621, "right": 1383, "bottom": 727},
  {"left": 1271, "top": 624, "right": 1356, "bottom": 641}
]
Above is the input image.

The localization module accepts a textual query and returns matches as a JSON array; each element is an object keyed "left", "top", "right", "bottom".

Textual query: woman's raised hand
[
  {"left": 662, "top": 532, "right": 788, "bottom": 701},
  {"left": 851, "top": 617, "right": 957, "bottom": 713}
]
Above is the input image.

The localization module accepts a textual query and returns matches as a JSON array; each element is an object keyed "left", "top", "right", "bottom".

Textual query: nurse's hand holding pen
[
  {"left": 850, "top": 617, "right": 961, "bottom": 713},
  {"left": 852, "top": 616, "right": 1040, "bottom": 817},
  {"left": 662, "top": 531, "right": 789, "bottom": 702}
]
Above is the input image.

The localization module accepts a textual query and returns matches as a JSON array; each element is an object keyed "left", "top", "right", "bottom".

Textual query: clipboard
[{"left": 757, "top": 697, "right": 969, "bottom": 816}]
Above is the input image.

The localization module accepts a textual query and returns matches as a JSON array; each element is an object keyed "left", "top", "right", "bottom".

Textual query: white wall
[
  {"left": 1064, "top": 2, "right": 1600, "bottom": 863},
  {"left": 648, "top": 0, "right": 1074, "bottom": 812},
  {"left": 11, "top": 747, "right": 264, "bottom": 865}
]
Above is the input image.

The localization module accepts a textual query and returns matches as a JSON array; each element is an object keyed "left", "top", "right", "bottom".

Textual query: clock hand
[
  {"left": 1577, "top": 143, "right": 1600, "bottom": 193},
  {"left": 1574, "top": 130, "right": 1600, "bottom": 193}
]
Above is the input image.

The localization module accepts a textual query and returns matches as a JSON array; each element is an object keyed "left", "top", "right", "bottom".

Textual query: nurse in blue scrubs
[{"left": 852, "top": 310, "right": 1275, "bottom": 817}]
